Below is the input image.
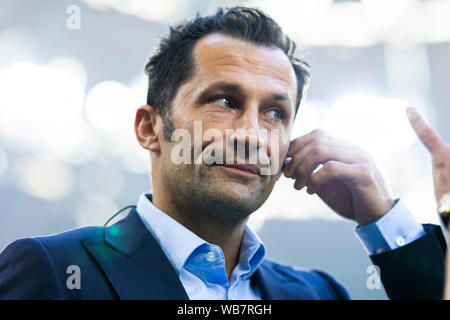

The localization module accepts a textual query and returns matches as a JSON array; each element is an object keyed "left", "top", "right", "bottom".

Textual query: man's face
[{"left": 159, "top": 33, "right": 298, "bottom": 220}]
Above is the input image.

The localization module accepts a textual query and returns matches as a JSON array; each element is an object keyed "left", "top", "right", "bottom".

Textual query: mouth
[{"left": 213, "top": 163, "right": 261, "bottom": 176}]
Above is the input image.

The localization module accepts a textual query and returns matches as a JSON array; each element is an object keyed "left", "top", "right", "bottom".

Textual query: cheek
[
  {"left": 173, "top": 109, "right": 232, "bottom": 137},
  {"left": 160, "top": 143, "right": 177, "bottom": 168},
  {"left": 267, "top": 130, "right": 290, "bottom": 154},
  {"left": 198, "top": 111, "right": 237, "bottom": 130},
  {"left": 268, "top": 134, "right": 290, "bottom": 174}
]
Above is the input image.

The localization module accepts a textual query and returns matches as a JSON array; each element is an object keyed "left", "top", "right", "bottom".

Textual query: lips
[{"left": 218, "top": 163, "right": 261, "bottom": 175}]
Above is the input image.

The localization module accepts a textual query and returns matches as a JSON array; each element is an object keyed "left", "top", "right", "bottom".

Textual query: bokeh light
[
  {"left": 48, "top": 56, "right": 88, "bottom": 91},
  {"left": 0, "top": 62, "right": 85, "bottom": 154},
  {"left": 13, "top": 156, "right": 74, "bottom": 200},
  {"left": 0, "top": 27, "right": 36, "bottom": 72},
  {"left": 325, "top": 94, "right": 419, "bottom": 154},
  {"left": 85, "top": 81, "right": 135, "bottom": 132}
]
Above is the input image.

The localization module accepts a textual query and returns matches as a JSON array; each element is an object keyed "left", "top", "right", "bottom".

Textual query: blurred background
[{"left": 1, "top": 0, "right": 449, "bottom": 299}]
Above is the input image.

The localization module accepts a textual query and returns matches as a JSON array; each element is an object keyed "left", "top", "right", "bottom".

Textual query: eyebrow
[
  {"left": 268, "top": 93, "right": 291, "bottom": 106},
  {"left": 196, "top": 81, "right": 292, "bottom": 107},
  {"left": 196, "top": 81, "right": 244, "bottom": 104}
]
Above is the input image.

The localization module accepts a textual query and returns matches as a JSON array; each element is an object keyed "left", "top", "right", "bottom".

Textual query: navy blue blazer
[{"left": 0, "top": 208, "right": 447, "bottom": 299}]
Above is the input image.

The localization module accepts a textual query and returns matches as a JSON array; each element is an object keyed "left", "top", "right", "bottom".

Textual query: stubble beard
[{"left": 163, "top": 160, "right": 273, "bottom": 225}]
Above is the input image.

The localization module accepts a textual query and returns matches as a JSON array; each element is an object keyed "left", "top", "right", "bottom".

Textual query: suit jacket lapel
[
  {"left": 82, "top": 208, "right": 189, "bottom": 300},
  {"left": 251, "top": 262, "right": 322, "bottom": 300}
]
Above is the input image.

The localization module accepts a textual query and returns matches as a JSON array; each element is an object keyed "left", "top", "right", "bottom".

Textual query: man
[{"left": 0, "top": 7, "right": 447, "bottom": 300}]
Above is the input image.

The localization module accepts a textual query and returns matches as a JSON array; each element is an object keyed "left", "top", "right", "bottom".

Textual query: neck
[{"left": 152, "top": 188, "right": 248, "bottom": 280}]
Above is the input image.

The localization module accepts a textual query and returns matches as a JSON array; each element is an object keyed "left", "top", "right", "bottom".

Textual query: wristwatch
[{"left": 438, "top": 193, "right": 450, "bottom": 228}]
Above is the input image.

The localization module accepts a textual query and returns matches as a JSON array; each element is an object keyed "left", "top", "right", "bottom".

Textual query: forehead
[{"left": 190, "top": 33, "right": 297, "bottom": 100}]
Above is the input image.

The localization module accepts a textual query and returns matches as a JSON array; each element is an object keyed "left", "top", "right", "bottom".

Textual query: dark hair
[{"left": 145, "top": 6, "right": 310, "bottom": 140}]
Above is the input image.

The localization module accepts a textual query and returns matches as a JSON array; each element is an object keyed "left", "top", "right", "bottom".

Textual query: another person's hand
[
  {"left": 406, "top": 106, "right": 450, "bottom": 300},
  {"left": 282, "top": 129, "right": 395, "bottom": 227},
  {"left": 406, "top": 107, "right": 450, "bottom": 203}
]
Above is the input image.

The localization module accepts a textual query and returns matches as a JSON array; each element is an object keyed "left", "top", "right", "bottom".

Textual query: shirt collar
[{"left": 135, "top": 192, "right": 266, "bottom": 281}]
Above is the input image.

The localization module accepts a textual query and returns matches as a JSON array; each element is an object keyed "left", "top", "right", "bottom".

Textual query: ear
[{"left": 135, "top": 105, "right": 161, "bottom": 153}]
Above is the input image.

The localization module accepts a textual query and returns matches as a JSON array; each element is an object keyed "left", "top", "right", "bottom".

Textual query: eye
[
  {"left": 266, "top": 109, "right": 283, "bottom": 121},
  {"left": 213, "top": 97, "right": 233, "bottom": 109}
]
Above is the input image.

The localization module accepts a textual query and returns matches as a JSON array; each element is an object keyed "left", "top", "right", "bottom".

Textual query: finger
[
  {"left": 306, "top": 161, "right": 369, "bottom": 194},
  {"left": 284, "top": 135, "right": 366, "bottom": 179},
  {"left": 290, "top": 146, "right": 368, "bottom": 190},
  {"left": 407, "top": 107, "right": 445, "bottom": 154},
  {"left": 287, "top": 129, "right": 328, "bottom": 158}
]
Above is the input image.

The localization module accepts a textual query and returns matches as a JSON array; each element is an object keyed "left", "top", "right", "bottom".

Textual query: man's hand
[
  {"left": 406, "top": 107, "right": 450, "bottom": 202},
  {"left": 283, "top": 129, "right": 395, "bottom": 227}
]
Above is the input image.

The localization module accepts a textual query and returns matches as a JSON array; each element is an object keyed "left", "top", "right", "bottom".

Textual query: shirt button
[
  {"left": 396, "top": 236, "right": 406, "bottom": 246},
  {"left": 205, "top": 251, "right": 216, "bottom": 262}
]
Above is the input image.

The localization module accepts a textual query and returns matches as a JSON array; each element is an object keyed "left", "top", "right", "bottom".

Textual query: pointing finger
[{"left": 407, "top": 107, "right": 445, "bottom": 154}]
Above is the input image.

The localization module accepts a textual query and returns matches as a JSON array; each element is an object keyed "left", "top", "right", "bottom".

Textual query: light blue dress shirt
[
  {"left": 136, "top": 193, "right": 266, "bottom": 300},
  {"left": 135, "top": 193, "right": 425, "bottom": 299},
  {"left": 355, "top": 199, "right": 426, "bottom": 254}
]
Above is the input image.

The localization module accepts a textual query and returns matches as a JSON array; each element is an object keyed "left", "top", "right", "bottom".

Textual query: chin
[{"left": 207, "top": 185, "right": 268, "bottom": 218}]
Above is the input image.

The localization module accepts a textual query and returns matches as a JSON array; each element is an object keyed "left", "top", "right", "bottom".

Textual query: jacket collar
[{"left": 82, "top": 207, "right": 189, "bottom": 300}]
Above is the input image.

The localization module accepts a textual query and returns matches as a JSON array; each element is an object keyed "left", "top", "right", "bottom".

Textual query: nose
[{"left": 226, "top": 104, "right": 270, "bottom": 162}]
